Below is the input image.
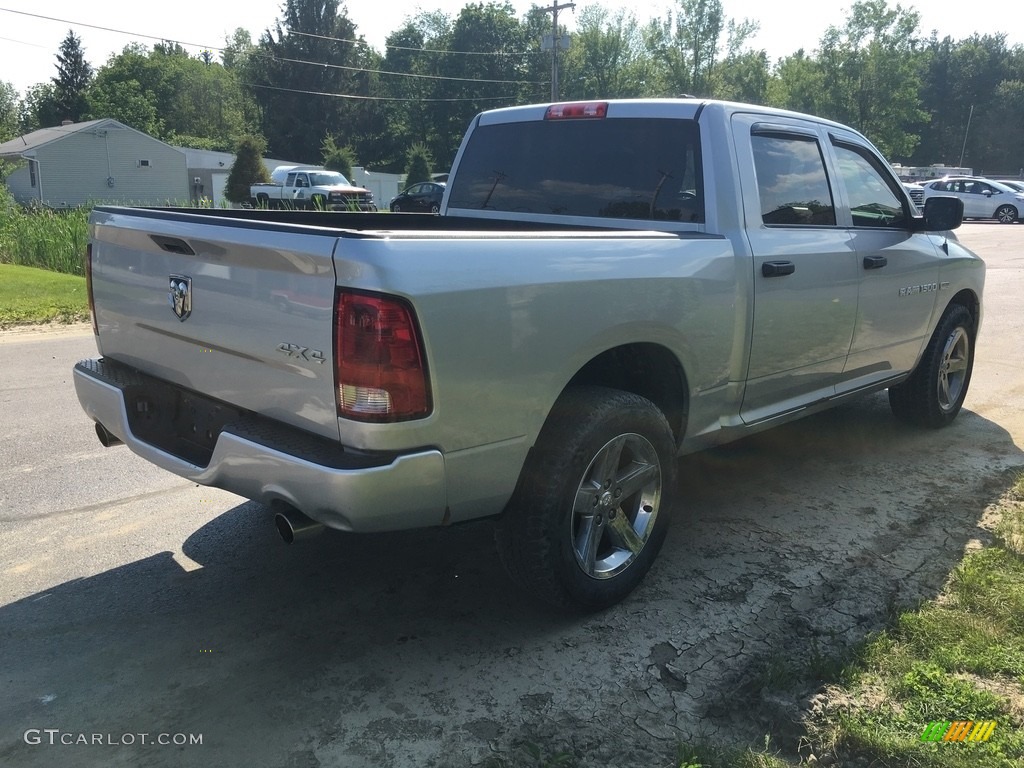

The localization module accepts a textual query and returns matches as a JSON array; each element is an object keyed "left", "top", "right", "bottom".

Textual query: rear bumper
[{"left": 73, "top": 359, "right": 447, "bottom": 532}]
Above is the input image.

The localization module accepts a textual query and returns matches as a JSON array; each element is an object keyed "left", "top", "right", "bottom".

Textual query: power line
[
  {"left": 253, "top": 51, "right": 540, "bottom": 85},
  {"left": 244, "top": 82, "right": 519, "bottom": 103},
  {"left": 0, "top": 7, "right": 546, "bottom": 86},
  {"left": 284, "top": 28, "right": 542, "bottom": 58},
  {"left": 0, "top": 35, "right": 50, "bottom": 49}
]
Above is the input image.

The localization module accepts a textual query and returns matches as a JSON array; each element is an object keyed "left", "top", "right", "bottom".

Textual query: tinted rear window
[{"left": 447, "top": 118, "right": 704, "bottom": 223}]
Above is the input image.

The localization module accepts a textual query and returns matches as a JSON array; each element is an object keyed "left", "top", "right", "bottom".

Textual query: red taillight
[
  {"left": 544, "top": 102, "right": 608, "bottom": 120},
  {"left": 85, "top": 243, "right": 97, "bottom": 335},
  {"left": 333, "top": 290, "right": 431, "bottom": 422}
]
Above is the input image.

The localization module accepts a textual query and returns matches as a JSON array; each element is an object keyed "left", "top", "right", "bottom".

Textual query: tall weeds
[{"left": 0, "top": 189, "right": 90, "bottom": 276}]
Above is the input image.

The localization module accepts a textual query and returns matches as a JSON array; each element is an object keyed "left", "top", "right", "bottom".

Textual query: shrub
[{"left": 225, "top": 134, "right": 270, "bottom": 204}]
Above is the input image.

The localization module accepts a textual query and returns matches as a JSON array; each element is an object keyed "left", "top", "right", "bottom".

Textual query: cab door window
[{"left": 831, "top": 142, "right": 907, "bottom": 228}]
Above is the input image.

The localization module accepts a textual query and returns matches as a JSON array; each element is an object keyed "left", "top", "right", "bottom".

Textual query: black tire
[
  {"left": 430, "top": 203, "right": 440, "bottom": 214},
  {"left": 495, "top": 386, "right": 677, "bottom": 610},
  {"left": 889, "top": 304, "right": 975, "bottom": 428},
  {"left": 311, "top": 194, "right": 326, "bottom": 211},
  {"left": 391, "top": 203, "right": 401, "bottom": 213},
  {"left": 995, "top": 204, "right": 1018, "bottom": 224},
  {"left": 256, "top": 193, "right": 270, "bottom": 208}
]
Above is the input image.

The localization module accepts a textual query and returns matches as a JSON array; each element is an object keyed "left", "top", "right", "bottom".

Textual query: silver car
[{"left": 923, "top": 176, "right": 1023, "bottom": 223}]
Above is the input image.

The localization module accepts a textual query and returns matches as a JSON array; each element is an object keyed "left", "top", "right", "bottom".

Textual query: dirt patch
[{"left": 0, "top": 321, "right": 92, "bottom": 342}]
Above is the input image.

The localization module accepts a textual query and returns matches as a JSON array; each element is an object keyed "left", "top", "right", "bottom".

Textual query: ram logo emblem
[{"left": 169, "top": 275, "right": 193, "bottom": 321}]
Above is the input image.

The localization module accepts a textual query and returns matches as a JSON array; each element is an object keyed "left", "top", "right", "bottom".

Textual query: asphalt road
[{"left": 1, "top": 223, "right": 1022, "bottom": 767}]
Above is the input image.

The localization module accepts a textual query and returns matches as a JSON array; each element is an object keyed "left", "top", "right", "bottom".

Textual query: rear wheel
[
  {"left": 995, "top": 204, "right": 1018, "bottom": 224},
  {"left": 430, "top": 203, "right": 440, "bottom": 214},
  {"left": 889, "top": 304, "right": 975, "bottom": 428},
  {"left": 495, "top": 386, "right": 677, "bottom": 610}
]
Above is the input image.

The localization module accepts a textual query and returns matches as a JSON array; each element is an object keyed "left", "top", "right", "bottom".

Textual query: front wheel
[
  {"left": 889, "top": 304, "right": 975, "bottom": 428},
  {"left": 495, "top": 386, "right": 677, "bottom": 610},
  {"left": 995, "top": 204, "right": 1018, "bottom": 224}
]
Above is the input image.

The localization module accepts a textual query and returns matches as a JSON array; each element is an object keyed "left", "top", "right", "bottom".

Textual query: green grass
[
  {"left": 0, "top": 189, "right": 102, "bottom": 324},
  {"left": 0, "top": 263, "right": 90, "bottom": 327},
  {"left": 804, "top": 473, "right": 1024, "bottom": 767},
  {"left": 675, "top": 739, "right": 791, "bottom": 768}
]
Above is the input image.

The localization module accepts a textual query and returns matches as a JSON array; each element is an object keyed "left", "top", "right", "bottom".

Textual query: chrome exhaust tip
[
  {"left": 95, "top": 422, "right": 123, "bottom": 447},
  {"left": 274, "top": 505, "right": 324, "bottom": 544}
]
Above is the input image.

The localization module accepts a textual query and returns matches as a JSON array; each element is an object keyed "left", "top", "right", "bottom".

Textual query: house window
[
  {"left": 139, "top": 159, "right": 151, "bottom": 168},
  {"left": 29, "top": 160, "right": 37, "bottom": 188}
]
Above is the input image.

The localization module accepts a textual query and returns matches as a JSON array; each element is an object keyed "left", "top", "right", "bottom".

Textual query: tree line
[{"left": 1, "top": 0, "right": 1022, "bottom": 178}]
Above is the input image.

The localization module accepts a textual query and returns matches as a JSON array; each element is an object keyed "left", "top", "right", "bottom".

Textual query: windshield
[{"left": 309, "top": 172, "right": 351, "bottom": 186}]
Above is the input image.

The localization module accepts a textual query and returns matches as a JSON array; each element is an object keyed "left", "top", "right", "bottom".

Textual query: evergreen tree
[
  {"left": 52, "top": 30, "right": 94, "bottom": 123},
  {"left": 321, "top": 134, "right": 357, "bottom": 178},
  {"left": 403, "top": 142, "right": 432, "bottom": 186},
  {"left": 225, "top": 135, "right": 271, "bottom": 204}
]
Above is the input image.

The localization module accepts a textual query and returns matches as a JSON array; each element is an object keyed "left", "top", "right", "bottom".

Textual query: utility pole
[
  {"left": 958, "top": 104, "right": 974, "bottom": 169},
  {"left": 540, "top": 1, "right": 574, "bottom": 101}
]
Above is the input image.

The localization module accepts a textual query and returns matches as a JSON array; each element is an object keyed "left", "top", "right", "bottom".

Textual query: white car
[
  {"left": 923, "top": 177, "right": 1023, "bottom": 223},
  {"left": 994, "top": 179, "right": 1024, "bottom": 193}
]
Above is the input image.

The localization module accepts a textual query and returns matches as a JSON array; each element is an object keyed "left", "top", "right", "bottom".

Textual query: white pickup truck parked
[
  {"left": 249, "top": 166, "right": 376, "bottom": 211},
  {"left": 75, "top": 99, "right": 983, "bottom": 610}
]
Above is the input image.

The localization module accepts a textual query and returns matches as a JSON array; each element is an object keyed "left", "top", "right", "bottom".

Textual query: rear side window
[
  {"left": 752, "top": 133, "right": 836, "bottom": 226},
  {"left": 447, "top": 118, "right": 703, "bottom": 223}
]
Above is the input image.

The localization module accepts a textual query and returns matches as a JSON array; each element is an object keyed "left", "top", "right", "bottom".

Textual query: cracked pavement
[{"left": 1, "top": 224, "right": 1022, "bottom": 767}]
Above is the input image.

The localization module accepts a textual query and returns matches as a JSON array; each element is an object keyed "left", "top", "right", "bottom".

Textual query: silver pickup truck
[{"left": 74, "top": 99, "right": 984, "bottom": 610}]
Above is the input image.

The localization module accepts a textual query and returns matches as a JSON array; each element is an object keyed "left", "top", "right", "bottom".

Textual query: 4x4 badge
[{"left": 169, "top": 275, "right": 192, "bottom": 321}]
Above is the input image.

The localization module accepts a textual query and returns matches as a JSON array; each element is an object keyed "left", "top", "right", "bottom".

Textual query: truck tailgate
[{"left": 88, "top": 208, "right": 340, "bottom": 441}]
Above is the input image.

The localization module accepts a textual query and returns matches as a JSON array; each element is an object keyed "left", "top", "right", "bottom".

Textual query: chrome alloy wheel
[
  {"left": 570, "top": 433, "right": 662, "bottom": 579},
  {"left": 995, "top": 205, "right": 1017, "bottom": 224},
  {"left": 938, "top": 326, "right": 970, "bottom": 413}
]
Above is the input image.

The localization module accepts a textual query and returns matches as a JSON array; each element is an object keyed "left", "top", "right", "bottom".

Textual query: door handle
[
  {"left": 762, "top": 260, "right": 795, "bottom": 278},
  {"left": 149, "top": 235, "right": 195, "bottom": 256},
  {"left": 863, "top": 255, "right": 888, "bottom": 270}
]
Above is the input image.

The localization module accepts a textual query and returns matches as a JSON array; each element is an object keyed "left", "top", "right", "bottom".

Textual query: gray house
[{"left": 0, "top": 119, "right": 188, "bottom": 207}]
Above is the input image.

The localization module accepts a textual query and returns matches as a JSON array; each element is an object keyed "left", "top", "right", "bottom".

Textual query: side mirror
[{"left": 922, "top": 196, "right": 963, "bottom": 231}]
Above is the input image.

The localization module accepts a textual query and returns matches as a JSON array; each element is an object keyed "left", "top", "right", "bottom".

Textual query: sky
[{"left": 1, "top": 0, "right": 1021, "bottom": 97}]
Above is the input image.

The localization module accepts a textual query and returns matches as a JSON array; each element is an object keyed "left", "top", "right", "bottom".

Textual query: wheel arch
[
  {"left": 562, "top": 342, "right": 689, "bottom": 446},
  {"left": 946, "top": 288, "right": 981, "bottom": 335}
]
